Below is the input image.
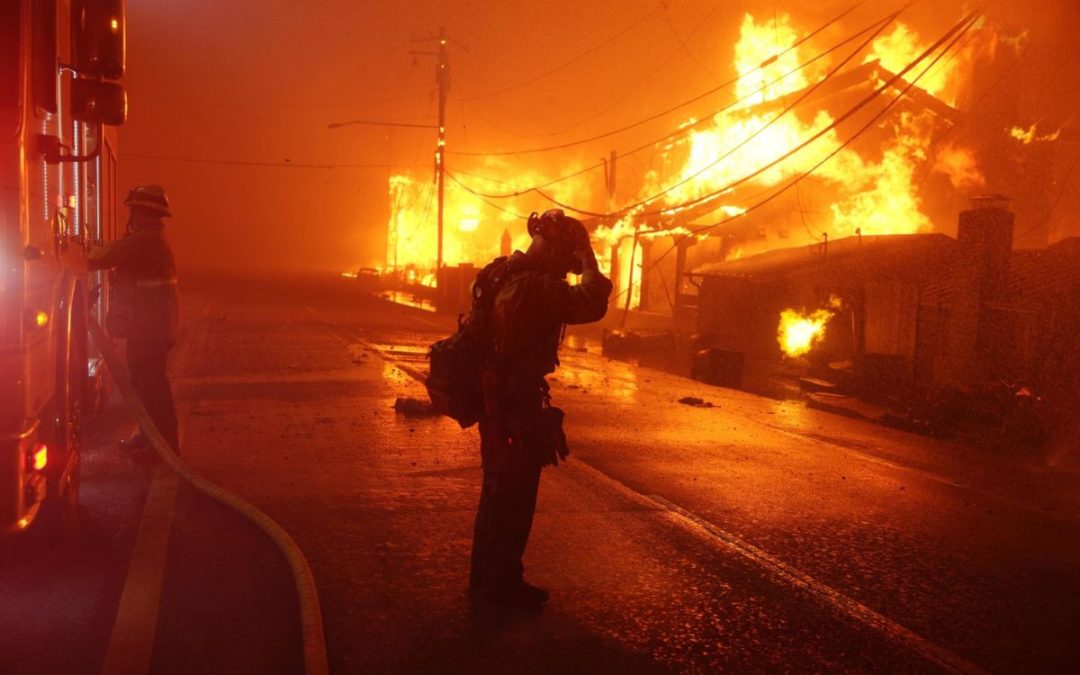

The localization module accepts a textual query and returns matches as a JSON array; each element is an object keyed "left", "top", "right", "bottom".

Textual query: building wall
[
  {"left": 697, "top": 276, "right": 786, "bottom": 356},
  {"left": 864, "top": 277, "right": 919, "bottom": 360}
]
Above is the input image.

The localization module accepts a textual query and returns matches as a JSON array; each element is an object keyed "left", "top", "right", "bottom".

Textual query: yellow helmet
[{"left": 124, "top": 184, "right": 172, "bottom": 217}]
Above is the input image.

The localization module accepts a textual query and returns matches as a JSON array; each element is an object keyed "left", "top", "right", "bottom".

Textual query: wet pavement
[{"left": 3, "top": 272, "right": 1079, "bottom": 674}]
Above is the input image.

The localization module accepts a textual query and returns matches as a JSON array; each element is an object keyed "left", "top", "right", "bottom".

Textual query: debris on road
[
  {"left": 805, "top": 392, "right": 888, "bottom": 423},
  {"left": 393, "top": 397, "right": 438, "bottom": 418},
  {"left": 678, "top": 396, "right": 715, "bottom": 408}
]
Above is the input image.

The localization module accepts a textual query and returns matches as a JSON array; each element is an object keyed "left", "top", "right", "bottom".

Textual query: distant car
[{"left": 354, "top": 267, "right": 381, "bottom": 291}]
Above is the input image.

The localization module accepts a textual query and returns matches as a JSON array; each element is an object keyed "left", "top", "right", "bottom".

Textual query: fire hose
[{"left": 87, "top": 316, "right": 329, "bottom": 675}]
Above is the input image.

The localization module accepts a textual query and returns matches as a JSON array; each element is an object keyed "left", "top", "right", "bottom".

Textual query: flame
[
  {"left": 647, "top": 12, "right": 992, "bottom": 248},
  {"left": 1009, "top": 124, "right": 1060, "bottom": 145},
  {"left": 378, "top": 10, "right": 991, "bottom": 309},
  {"left": 648, "top": 13, "right": 959, "bottom": 242},
  {"left": 733, "top": 13, "right": 812, "bottom": 105},
  {"left": 778, "top": 307, "right": 833, "bottom": 357},
  {"left": 458, "top": 206, "right": 480, "bottom": 233},
  {"left": 384, "top": 160, "right": 591, "bottom": 278},
  {"left": 868, "top": 23, "right": 953, "bottom": 100},
  {"left": 933, "top": 142, "right": 985, "bottom": 190}
]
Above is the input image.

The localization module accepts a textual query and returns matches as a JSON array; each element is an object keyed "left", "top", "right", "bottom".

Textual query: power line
[
  {"left": 611, "top": 10, "right": 981, "bottom": 306},
  {"left": 448, "top": 5, "right": 901, "bottom": 199},
  {"left": 912, "top": 32, "right": 1029, "bottom": 192},
  {"left": 451, "top": 4, "right": 911, "bottom": 220},
  {"left": 455, "top": 5, "right": 664, "bottom": 102},
  {"left": 633, "top": 8, "right": 978, "bottom": 222},
  {"left": 1016, "top": 150, "right": 1080, "bottom": 240},
  {"left": 525, "top": 6, "right": 901, "bottom": 218},
  {"left": 120, "top": 152, "right": 391, "bottom": 169},
  {"left": 446, "top": 165, "right": 523, "bottom": 186},
  {"left": 449, "top": 0, "right": 866, "bottom": 157},
  {"left": 328, "top": 119, "right": 439, "bottom": 130},
  {"left": 138, "top": 90, "right": 431, "bottom": 110},
  {"left": 663, "top": 2, "right": 722, "bottom": 82},
  {"left": 471, "top": 2, "right": 718, "bottom": 141},
  {"left": 461, "top": 38, "right": 685, "bottom": 141},
  {"left": 446, "top": 171, "right": 530, "bottom": 218}
]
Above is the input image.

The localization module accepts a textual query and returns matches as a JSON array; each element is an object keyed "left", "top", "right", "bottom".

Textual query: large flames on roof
[{"left": 379, "top": 9, "right": 994, "bottom": 307}]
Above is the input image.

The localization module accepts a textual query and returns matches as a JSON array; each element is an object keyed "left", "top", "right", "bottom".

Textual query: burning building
[
  {"left": 377, "top": 7, "right": 1054, "bottom": 310},
  {"left": 692, "top": 198, "right": 1080, "bottom": 440},
  {"left": 692, "top": 229, "right": 957, "bottom": 389}
]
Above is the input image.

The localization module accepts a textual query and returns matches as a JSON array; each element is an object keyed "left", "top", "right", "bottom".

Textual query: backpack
[{"left": 426, "top": 256, "right": 524, "bottom": 428}]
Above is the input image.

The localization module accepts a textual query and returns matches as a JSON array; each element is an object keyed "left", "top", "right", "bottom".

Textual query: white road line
[
  {"left": 357, "top": 336, "right": 987, "bottom": 674},
  {"left": 98, "top": 463, "right": 179, "bottom": 675},
  {"left": 570, "top": 461, "right": 987, "bottom": 675},
  {"left": 100, "top": 302, "right": 211, "bottom": 675}
]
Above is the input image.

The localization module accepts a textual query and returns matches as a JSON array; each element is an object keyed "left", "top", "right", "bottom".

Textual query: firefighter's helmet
[
  {"left": 527, "top": 209, "right": 586, "bottom": 274},
  {"left": 527, "top": 209, "right": 584, "bottom": 248},
  {"left": 124, "top": 184, "right": 172, "bottom": 217}
]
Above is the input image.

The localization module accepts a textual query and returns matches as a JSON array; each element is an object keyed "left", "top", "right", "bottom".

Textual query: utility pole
[
  {"left": 604, "top": 149, "right": 620, "bottom": 295},
  {"left": 436, "top": 33, "right": 447, "bottom": 274},
  {"left": 412, "top": 28, "right": 466, "bottom": 279}
]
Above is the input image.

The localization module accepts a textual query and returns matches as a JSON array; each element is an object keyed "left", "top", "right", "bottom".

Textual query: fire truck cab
[{"left": 1, "top": 0, "right": 127, "bottom": 537}]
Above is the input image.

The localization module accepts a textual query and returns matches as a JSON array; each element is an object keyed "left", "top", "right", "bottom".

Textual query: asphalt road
[{"left": 3, "top": 272, "right": 1078, "bottom": 674}]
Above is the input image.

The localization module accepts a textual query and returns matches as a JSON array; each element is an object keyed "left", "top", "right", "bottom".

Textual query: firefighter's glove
[{"left": 568, "top": 219, "right": 593, "bottom": 258}]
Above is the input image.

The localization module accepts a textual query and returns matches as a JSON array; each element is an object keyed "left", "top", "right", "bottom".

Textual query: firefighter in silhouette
[
  {"left": 469, "top": 209, "right": 612, "bottom": 609},
  {"left": 89, "top": 185, "right": 180, "bottom": 457}
]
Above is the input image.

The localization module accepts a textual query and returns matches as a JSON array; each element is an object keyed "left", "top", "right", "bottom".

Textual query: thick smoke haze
[{"left": 118, "top": 0, "right": 1080, "bottom": 274}]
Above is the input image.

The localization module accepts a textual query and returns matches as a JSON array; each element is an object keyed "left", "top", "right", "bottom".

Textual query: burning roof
[{"left": 691, "top": 233, "right": 957, "bottom": 280}]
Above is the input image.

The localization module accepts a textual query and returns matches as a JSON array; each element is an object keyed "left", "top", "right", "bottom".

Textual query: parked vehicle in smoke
[
  {"left": 1, "top": 0, "right": 127, "bottom": 537},
  {"left": 353, "top": 267, "right": 381, "bottom": 291}
]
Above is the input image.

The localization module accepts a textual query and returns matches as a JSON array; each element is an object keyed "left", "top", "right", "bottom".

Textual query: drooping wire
[
  {"left": 455, "top": 5, "right": 664, "bottom": 102},
  {"left": 487, "top": 2, "right": 721, "bottom": 141},
  {"left": 663, "top": 2, "right": 722, "bottom": 82},
  {"left": 611, "top": 10, "right": 982, "bottom": 307},
  {"left": 449, "top": 0, "right": 867, "bottom": 157},
  {"left": 541, "top": 6, "right": 901, "bottom": 218},
  {"left": 452, "top": 5, "right": 906, "bottom": 220},
  {"left": 446, "top": 171, "right": 530, "bottom": 219},
  {"left": 1015, "top": 150, "right": 1080, "bottom": 241},
  {"left": 449, "top": 6, "right": 903, "bottom": 200},
  {"left": 137, "top": 90, "right": 431, "bottom": 110},
  {"left": 120, "top": 152, "right": 391, "bottom": 169},
  {"left": 911, "top": 29, "right": 1028, "bottom": 193},
  {"left": 467, "top": 26, "right": 687, "bottom": 141}
]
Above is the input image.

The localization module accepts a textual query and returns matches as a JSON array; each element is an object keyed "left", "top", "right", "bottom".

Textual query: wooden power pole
[{"left": 412, "top": 28, "right": 465, "bottom": 279}]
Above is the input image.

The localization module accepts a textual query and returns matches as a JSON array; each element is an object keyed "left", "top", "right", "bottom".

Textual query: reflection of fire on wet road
[{"left": 551, "top": 349, "right": 640, "bottom": 402}]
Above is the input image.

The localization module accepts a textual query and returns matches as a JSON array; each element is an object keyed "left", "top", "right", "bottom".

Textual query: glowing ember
[
  {"left": 778, "top": 307, "right": 833, "bottom": 358},
  {"left": 1009, "top": 124, "right": 1061, "bottom": 145}
]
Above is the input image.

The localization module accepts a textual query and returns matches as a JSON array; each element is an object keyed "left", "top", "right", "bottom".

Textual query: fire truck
[{"left": 1, "top": 0, "right": 127, "bottom": 537}]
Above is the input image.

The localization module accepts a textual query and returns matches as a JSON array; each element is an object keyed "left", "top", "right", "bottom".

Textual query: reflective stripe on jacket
[{"left": 89, "top": 227, "right": 180, "bottom": 341}]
